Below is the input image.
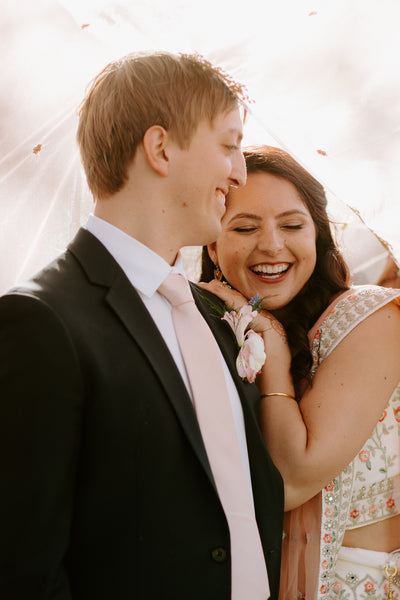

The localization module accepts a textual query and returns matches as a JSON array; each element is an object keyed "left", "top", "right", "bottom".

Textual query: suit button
[{"left": 211, "top": 547, "right": 227, "bottom": 562}]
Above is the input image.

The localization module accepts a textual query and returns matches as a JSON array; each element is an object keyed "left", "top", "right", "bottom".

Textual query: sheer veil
[
  {"left": 1, "top": 0, "right": 400, "bottom": 293},
  {"left": 1, "top": 3, "right": 400, "bottom": 596}
]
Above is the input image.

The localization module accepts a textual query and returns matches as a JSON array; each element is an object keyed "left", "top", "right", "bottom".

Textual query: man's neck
[{"left": 94, "top": 198, "right": 181, "bottom": 266}]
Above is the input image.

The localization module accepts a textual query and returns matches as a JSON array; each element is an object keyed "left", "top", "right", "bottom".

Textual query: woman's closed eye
[
  {"left": 233, "top": 226, "right": 258, "bottom": 233},
  {"left": 281, "top": 223, "right": 304, "bottom": 230},
  {"left": 233, "top": 223, "right": 304, "bottom": 233}
]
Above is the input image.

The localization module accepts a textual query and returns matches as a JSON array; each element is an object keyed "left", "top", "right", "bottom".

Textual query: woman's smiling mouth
[{"left": 250, "top": 263, "right": 291, "bottom": 280}]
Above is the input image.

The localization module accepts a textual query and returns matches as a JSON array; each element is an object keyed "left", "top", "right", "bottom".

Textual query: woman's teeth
[{"left": 251, "top": 263, "right": 290, "bottom": 278}]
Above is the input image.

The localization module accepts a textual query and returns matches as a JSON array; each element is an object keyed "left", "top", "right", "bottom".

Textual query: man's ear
[
  {"left": 142, "top": 125, "right": 170, "bottom": 177},
  {"left": 207, "top": 242, "right": 218, "bottom": 264}
]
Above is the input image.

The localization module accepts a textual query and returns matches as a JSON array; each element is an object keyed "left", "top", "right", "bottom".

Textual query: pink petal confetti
[
  {"left": 316, "top": 149, "right": 327, "bottom": 156},
  {"left": 32, "top": 144, "right": 42, "bottom": 154}
]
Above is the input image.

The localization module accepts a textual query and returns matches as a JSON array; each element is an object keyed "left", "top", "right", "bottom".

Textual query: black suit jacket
[{"left": 0, "top": 228, "right": 283, "bottom": 599}]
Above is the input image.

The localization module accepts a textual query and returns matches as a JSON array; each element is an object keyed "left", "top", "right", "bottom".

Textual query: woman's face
[{"left": 208, "top": 171, "right": 317, "bottom": 310}]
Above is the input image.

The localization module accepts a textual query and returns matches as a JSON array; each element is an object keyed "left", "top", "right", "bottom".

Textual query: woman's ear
[
  {"left": 207, "top": 242, "right": 218, "bottom": 264},
  {"left": 142, "top": 125, "right": 170, "bottom": 177}
]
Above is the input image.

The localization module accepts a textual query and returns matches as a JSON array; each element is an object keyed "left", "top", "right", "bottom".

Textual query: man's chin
[{"left": 185, "top": 225, "right": 221, "bottom": 248}]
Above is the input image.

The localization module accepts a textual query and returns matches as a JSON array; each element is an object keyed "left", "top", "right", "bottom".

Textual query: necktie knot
[{"left": 158, "top": 273, "right": 194, "bottom": 308}]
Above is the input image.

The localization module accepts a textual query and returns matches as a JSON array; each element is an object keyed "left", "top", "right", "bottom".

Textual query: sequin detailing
[{"left": 333, "top": 547, "right": 400, "bottom": 600}]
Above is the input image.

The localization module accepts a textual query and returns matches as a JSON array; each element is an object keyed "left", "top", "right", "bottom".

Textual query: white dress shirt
[{"left": 85, "top": 214, "right": 254, "bottom": 498}]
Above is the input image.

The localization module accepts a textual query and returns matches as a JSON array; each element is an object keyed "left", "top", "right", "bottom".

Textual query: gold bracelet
[{"left": 260, "top": 392, "right": 296, "bottom": 400}]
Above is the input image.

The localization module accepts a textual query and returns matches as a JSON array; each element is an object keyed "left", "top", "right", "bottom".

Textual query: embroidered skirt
[{"left": 333, "top": 545, "right": 400, "bottom": 599}]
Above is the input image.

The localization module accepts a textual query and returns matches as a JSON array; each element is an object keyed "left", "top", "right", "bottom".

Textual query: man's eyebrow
[{"left": 225, "top": 128, "right": 243, "bottom": 142}]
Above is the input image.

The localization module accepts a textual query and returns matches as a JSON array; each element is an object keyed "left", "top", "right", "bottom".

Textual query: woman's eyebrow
[
  {"left": 278, "top": 209, "right": 310, "bottom": 217},
  {"left": 226, "top": 212, "right": 262, "bottom": 224},
  {"left": 227, "top": 209, "right": 309, "bottom": 224}
]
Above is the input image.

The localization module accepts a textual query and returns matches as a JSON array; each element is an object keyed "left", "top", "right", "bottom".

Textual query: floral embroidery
[
  {"left": 323, "top": 533, "right": 332, "bottom": 543},
  {"left": 320, "top": 584, "right": 327, "bottom": 594},
  {"left": 359, "top": 450, "right": 370, "bottom": 462},
  {"left": 332, "top": 581, "right": 343, "bottom": 592},
  {"left": 349, "top": 383, "right": 400, "bottom": 530},
  {"left": 379, "top": 410, "right": 387, "bottom": 422},
  {"left": 325, "top": 482, "right": 335, "bottom": 492},
  {"left": 364, "top": 581, "right": 375, "bottom": 593},
  {"left": 350, "top": 509, "right": 360, "bottom": 519},
  {"left": 394, "top": 406, "right": 400, "bottom": 423},
  {"left": 358, "top": 449, "right": 372, "bottom": 471},
  {"left": 324, "top": 507, "right": 334, "bottom": 518}
]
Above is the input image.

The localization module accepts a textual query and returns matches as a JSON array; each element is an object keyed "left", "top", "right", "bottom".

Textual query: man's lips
[{"left": 215, "top": 188, "right": 227, "bottom": 211}]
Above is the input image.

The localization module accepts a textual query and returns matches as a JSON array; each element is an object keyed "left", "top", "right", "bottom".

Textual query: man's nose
[{"left": 230, "top": 150, "right": 247, "bottom": 188}]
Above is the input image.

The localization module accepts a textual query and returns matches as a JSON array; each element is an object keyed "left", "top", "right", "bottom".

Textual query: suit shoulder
[
  {"left": 4, "top": 249, "right": 79, "bottom": 297},
  {"left": 0, "top": 288, "right": 73, "bottom": 343}
]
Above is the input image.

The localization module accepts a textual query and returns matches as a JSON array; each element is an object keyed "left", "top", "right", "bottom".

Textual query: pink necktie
[{"left": 158, "top": 273, "right": 269, "bottom": 600}]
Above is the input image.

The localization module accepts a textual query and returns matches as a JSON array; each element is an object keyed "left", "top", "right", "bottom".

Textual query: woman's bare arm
[
  {"left": 200, "top": 281, "right": 400, "bottom": 511},
  {"left": 260, "top": 301, "right": 400, "bottom": 509}
]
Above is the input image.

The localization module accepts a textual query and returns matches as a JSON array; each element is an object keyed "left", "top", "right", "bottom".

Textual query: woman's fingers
[{"left": 198, "top": 279, "right": 248, "bottom": 309}]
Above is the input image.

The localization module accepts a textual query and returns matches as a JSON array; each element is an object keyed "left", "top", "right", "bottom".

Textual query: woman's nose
[{"left": 258, "top": 227, "right": 285, "bottom": 254}]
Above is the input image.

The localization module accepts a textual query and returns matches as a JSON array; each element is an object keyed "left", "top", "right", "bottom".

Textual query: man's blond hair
[{"left": 77, "top": 51, "right": 247, "bottom": 200}]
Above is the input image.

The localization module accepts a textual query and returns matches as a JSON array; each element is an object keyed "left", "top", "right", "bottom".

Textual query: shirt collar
[{"left": 85, "top": 214, "right": 187, "bottom": 297}]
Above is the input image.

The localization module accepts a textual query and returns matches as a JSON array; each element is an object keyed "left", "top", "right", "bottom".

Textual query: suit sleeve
[{"left": 0, "top": 293, "right": 83, "bottom": 598}]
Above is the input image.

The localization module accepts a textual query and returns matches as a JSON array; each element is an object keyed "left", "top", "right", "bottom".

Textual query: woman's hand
[
  {"left": 199, "top": 279, "right": 286, "bottom": 336},
  {"left": 198, "top": 280, "right": 248, "bottom": 311},
  {"left": 200, "top": 279, "right": 293, "bottom": 384}
]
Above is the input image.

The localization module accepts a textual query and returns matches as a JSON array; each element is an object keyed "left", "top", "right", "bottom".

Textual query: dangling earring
[{"left": 213, "top": 263, "right": 222, "bottom": 281}]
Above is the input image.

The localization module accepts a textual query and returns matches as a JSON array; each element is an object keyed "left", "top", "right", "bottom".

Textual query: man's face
[{"left": 168, "top": 107, "right": 246, "bottom": 247}]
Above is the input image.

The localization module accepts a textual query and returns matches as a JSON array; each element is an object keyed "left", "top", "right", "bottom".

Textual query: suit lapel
[{"left": 68, "top": 229, "right": 214, "bottom": 483}]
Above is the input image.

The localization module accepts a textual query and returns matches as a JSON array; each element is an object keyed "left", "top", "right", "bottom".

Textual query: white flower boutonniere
[{"left": 222, "top": 295, "right": 266, "bottom": 383}]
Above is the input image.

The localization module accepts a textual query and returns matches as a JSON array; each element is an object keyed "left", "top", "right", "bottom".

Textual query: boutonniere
[{"left": 221, "top": 295, "right": 266, "bottom": 383}]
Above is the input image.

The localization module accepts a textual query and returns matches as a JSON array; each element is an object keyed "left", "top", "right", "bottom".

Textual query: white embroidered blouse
[{"left": 309, "top": 285, "right": 400, "bottom": 599}]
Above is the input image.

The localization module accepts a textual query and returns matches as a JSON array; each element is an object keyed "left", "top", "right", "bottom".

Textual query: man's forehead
[{"left": 211, "top": 108, "right": 244, "bottom": 136}]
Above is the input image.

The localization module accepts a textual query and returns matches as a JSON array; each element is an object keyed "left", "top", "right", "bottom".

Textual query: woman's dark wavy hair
[{"left": 201, "top": 145, "right": 350, "bottom": 394}]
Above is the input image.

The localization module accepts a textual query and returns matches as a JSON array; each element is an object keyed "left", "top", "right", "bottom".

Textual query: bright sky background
[{"left": 1, "top": 0, "right": 400, "bottom": 290}]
